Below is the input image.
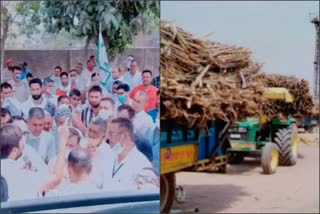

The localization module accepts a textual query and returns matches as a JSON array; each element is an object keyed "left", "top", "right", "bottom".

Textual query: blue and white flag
[{"left": 96, "top": 30, "right": 111, "bottom": 87}]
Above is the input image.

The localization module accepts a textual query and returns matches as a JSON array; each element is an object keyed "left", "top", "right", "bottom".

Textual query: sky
[{"left": 161, "top": 1, "right": 319, "bottom": 93}]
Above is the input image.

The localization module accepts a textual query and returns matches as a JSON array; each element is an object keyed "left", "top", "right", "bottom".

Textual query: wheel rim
[
  {"left": 291, "top": 132, "right": 298, "bottom": 158},
  {"left": 270, "top": 148, "right": 279, "bottom": 171},
  {"left": 160, "top": 175, "right": 169, "bottom": 212}
]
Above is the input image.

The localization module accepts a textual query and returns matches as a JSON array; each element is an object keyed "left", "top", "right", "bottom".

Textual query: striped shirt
[{"left": 81, "top": 107, "right": 95, "bottom": 128}]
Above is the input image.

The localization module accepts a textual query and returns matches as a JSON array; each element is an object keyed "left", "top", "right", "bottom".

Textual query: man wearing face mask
[
  {"left": 0, "top": 124, "right": 44, "bottom": 201},
  {"left": 102, "top": 118, "right": 152, "bottom": 191},
  {"left": 21, "top": 78, "right": 56, "bottom": 118},
  {"left": 116, "top": 83, "right": 133, "bottom": 107},
  {"left": 7, "top": 66, "right": 30, "bottom": 103},
  {"left": 43, "top": 77, "right": 58, "bottom": 107},
  {"left": 26, "top": 107, "right": 56, "bottom": 164}
]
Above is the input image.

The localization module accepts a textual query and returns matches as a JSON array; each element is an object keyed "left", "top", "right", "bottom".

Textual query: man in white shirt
[
  {"left": 79, "top": 117, "right": 113, "bottom": 189},
  {"left": 1, "top": 82, "right": 23, "bottom": 117},
  {"left": 0, "top": 124, "right": 44, "bottom": 201},
  {"left": 21, "top": 78, "right": 57, "bottom": 118},
  {"left": 46, "top": 146, "right": 99, "bottom": 197},
  {"left": 43, "top": 77, "right": 58, "bottom": 107},
  {"left": 50, "top": 66, "right": 62, "bottom": 90},
  {"left": 26, "top": 107, "right": 56, "bottom": 164},
  {"left": 1, "top": 58, "right": 14, "bottom": 83},
  {"left": 103, "top": 118, "right": 152, "bottom": 191},
  {"left": 7, "top": 116, "right": 49, "bottom": 176},
  {"left": 132, "top": 91, "right": 155, "bottom": 141},
  {"left": 123, "top": 60, "right": 142, "bottom": 90}
]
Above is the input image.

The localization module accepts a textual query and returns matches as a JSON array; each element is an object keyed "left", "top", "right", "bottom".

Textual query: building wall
[{"left": 3, "top": 47, "right": 159, "bottom": 79}]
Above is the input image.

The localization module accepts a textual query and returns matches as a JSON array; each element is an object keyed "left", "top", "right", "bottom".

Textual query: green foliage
[{"left": 15, "top": 0, "right": 160, "bottom": 57}]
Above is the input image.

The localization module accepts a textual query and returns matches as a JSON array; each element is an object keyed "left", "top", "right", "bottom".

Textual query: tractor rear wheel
[
  {"left": 274, "top": 125, "right": 298, "bottom": 166},
  {"left": 160, "top": 173, "right": 176, "bottom": 213},
  {"left": 261, "top": 143, "right": 279, "bottom": 174}
]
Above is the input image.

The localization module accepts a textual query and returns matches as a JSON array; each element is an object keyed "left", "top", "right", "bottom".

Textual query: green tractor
[{"left": 227, "top": 87, "right": 299, "bottom": 174}]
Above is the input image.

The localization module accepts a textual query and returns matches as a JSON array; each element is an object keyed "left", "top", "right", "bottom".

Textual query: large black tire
[
  {"left": 261, "top": 143, "right": 279, "bottom": 174},
  {"left": 227, "top": 153, "right": 244, "bottom": 164},
  {"left": 160, "top": 173, "right": 176, "bottom": 213},
  {"left": 274, "top": 125, "right": 298, "bottom": 166}
]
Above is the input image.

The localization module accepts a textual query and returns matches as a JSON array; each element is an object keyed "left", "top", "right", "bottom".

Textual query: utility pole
[{"left": 310, "top": 12, "right": 320, "bottom": 100}]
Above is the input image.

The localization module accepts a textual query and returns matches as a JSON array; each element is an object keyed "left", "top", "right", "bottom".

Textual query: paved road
[{"left": 172, "top": 140, "right": 319, "bottom": 213}]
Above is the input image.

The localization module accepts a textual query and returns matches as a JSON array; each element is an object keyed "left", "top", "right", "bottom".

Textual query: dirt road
[{"left": 172, "top": 139, "right": 319, "bottom": 213}]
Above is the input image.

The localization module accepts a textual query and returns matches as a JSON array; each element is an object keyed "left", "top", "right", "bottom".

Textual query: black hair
[
  {"left": 60, "top": 72, "right": 68, "bottom": 78},
  {"left": 55, "top": 66, "right": 62, "bottom": 72},
  {"left": 12, "top": 66, "right": 22, "bottom": 72},
  {"left": 111, "top": 117, "right": 134, "bottom": 140},
  {"left": 26, "top": 73, "right": 33, "bottom": 78},
  {"left": 142, "top": 70, "right": 152, "bottom": 76},
  {"left": 88, "top": 85, "right": 102, "bottom": 94},
  {"left": 91, "top": 72, "right": 99, "bottom": 79},
  {"left": 69, "top": 89, "right": 81, "bottom": 97},
  {"left": 116, "top": 83, "right": 130, "bottom": 92},
  {"left": 1, "top": 82, "right": 12, "bottom": 91},
  {"left": 29, "top": 78, "right": 42, "bottom": 88},
  {"left": 113, "top": 80, "right": 122, "bottom": 86},
  {"left": 1, "top": 108, "right": 11, "bottom": 117},
  {"left": 118, "top": 104, "right": 135, "bottom": 120},
  {"left": 0, "top": 124, "right": 22, "bottom": 159}
]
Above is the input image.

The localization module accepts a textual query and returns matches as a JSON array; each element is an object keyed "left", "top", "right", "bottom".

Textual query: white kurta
[{"left": 1, "top": 159, "right": 44, "bottom": 201}]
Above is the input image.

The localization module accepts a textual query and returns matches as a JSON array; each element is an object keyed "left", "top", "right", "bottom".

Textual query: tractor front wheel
[
  {"left": 160, "top": 173, "right": 176, "bottom": 213},
  {"left": 261, "top": 143, "right": 279, "bottom": 174},
  {"left": 275, "top": 125, "right": 298, "bottom": 166}
]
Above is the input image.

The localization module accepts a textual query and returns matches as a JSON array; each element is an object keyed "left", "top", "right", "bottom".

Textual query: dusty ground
[{"left": 171, "top": 133, "right": 319, "bottom": 213}]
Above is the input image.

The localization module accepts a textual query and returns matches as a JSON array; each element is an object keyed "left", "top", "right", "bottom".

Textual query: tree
[{"left": 15, "top": 0, "right": 160, "bottom": 58}]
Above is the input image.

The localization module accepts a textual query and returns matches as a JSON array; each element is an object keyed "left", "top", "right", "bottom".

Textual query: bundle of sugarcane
[
  {"left": 258, "top": 74, "right": 314, "bottom": 118},
  {"left": 160, "top": 21, "right": 266, "bottom": 128}
]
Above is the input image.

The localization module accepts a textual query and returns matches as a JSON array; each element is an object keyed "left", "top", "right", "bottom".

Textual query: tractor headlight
[{"left": 238, "top": 127, "right": 248, "bottom": 133}]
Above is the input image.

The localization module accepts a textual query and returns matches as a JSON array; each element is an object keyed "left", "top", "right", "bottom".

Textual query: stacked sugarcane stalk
[
  {"left": 160, "top": 21, "right": 266, "bottom": 128},
  {"left": 257, "top": 74, "right": 314, "bottom": 119},
  {"left": 160, "top": 20, "right": 314, "bottom": 128}
]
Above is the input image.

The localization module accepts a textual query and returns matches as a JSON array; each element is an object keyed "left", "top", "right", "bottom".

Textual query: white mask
[
  {"left": 111, "top": 143, "right": 123, "bottom": 155},
  {"left": 98, "top": 109, "right": 114, "bottom": 120}
]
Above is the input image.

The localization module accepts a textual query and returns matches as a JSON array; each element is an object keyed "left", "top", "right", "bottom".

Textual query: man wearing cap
[{"left": 1, "top": 58, "right": 14, "bottom": 83}]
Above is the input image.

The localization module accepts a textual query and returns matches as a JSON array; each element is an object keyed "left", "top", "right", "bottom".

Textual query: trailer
[{"left": 160, "top": 119, "right": 230, "bottom": 213}]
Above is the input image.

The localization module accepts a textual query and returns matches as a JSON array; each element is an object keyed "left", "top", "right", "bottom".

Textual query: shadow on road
[
  {"left": 225, "top": 158, "right": 261, "bottom": 175},
  {"left": 172, "top": 183, "right": 249, "bottom": 213}
]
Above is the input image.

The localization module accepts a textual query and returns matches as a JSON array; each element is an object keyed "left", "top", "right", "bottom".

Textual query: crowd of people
[{"left": 0, "top": 55, "right": 160, "bottom": 202}]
